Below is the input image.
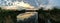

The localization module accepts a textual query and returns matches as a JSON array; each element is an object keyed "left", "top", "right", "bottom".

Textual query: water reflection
[{"left": 17, "top": 12, "right": 38, "bottom": 23}]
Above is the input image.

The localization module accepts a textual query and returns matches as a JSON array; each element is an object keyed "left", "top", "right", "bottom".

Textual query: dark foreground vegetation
[
  {"left": 0, "top": 7, "right": 25, "bottom": 23},
  {"left": 0, "top": 7, "right": 60, "bottom": 23},
  {"left": 38, "top": 7, "right": 60, "bottom": 23}
]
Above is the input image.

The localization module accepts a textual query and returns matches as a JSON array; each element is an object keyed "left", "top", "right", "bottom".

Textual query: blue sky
[
  {"left": 0, "top": 0, "right": 48, "bottom": 6},
  {"left": 54, "top": 0, "right": 60, "bottom": 6},
  {"left": 49, "top": 0, "right": 60, "bottom": 7},
  {"left": 0, "top": 0, "right": 60, "bottom": 7},
  {"left": 23, "top": 0, "right": 48, "bottom": 7}
]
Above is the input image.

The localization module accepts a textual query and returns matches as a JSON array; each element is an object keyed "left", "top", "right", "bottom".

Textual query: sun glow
[
  {"left": 1, "top": 1, "right": 34, "bottom": 10},
  {"left": 13, "top": 1, "right": 33, "bottom": 8}
]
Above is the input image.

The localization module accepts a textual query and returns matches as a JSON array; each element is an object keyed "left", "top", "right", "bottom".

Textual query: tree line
[
  {"left": 0, "top": 7, "right": 60, "bottom": 23},
  {"left": 38, "top": 7, "right": 60, "bottom": 23}
]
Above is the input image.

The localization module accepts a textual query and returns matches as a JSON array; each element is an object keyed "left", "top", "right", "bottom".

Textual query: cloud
[
  {"left": 38, "top": 0, "right": 60, "bottom": 10},
  {"left": 43, "top": 0, "right": 54, "bottom": 10},
  {"left": 13, "top": 1, "right": 34, "bottom": 8},
  {"left": 2, "top": 0, "right": 60, "bottom": 10},
  {"left": 39, "top": 0, "right": 55, "bottom": 10},
  {"left": 1, "top": 1, "right": 34, "bottom": 10},
  {"left": 44, "top": 5, "right": 54, "bottom": 10},
  {"left": 39, "top": 0, "right": 51, "bottom": 10}
]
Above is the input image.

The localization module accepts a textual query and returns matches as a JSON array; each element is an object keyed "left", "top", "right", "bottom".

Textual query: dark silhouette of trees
[
  {"left": 0, "top": 7, "right": 25, "bottom": 23},
  {"left": 49, "top": 7, "right": 60, "bottom": 23},
  {"left": 38, "top": 7, "right": 60, "bottom": 23},
  {"left": 0, "top": 7, "right": 60, "bottom": 23}
]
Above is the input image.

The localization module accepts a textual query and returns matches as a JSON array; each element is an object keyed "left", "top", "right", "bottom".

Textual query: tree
[{"left": 0, "top": 7, "right": 25, "bottom": 23}]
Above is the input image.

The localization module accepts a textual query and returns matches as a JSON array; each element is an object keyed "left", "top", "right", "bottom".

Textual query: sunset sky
[
  {"left": 0, "top": 0, "right": 60, "bottom": 10},
  {"left": 0, "top": 0, "right": 60, "bottom": 7}
]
